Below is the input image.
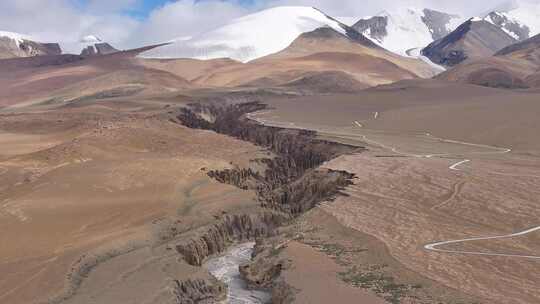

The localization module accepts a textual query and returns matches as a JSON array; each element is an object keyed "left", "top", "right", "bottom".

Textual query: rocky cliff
[
  {"left": 81, "top": 42, "right": 119, "bottom": 57},
  {"left": 175, "top": 212, "right": 289, "bottom": 266},
  {"left": 173, "top": 279, "right": 227, "bottom": 304},
  {"left": 174, "top": 99, "right": 362, "bottom": 303}
]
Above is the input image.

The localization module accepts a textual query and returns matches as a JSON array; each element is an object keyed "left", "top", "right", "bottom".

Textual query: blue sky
[{"left": 129, "top": 0, "right": 169, "bottom": 18}]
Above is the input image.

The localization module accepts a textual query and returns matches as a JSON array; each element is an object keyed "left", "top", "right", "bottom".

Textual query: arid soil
[
  {"left": 0, "top": 101, "right": 267, "bottom": 304},
  {"left": 248, "top": 82, "right": 540, "bottom": 304},
  {"left": 1, "top": 40, "right": 539, "bottom": 304}
]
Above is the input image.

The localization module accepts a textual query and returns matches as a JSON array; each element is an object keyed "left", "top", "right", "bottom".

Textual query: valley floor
[{"left": 1, "top": 80, "right": 539, "bottom": 304}]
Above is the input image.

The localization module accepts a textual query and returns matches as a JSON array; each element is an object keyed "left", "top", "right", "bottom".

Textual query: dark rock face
[
  {"left": 486, "top": 12, "right": 530, "bottom": 41},
  {"left": 422, "top": 9, "right": 460, "bottom": 40},
  {"left": 352, "top": 16, "right": 388, "bottom": 42},
  {"left": 173, "top": 279, "right": 227, "bottom": 304},
  {"left": 81, "top": 42, "right": 119, "bottom": 56},
  {"left": 178, "top": 102, "right": 358, "bottom": 215},
  {"left": 422, "top": 19, "right": 517, "bottom": 66}
]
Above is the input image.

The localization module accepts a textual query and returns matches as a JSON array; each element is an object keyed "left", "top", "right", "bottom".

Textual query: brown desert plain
[{"left": 0, "top": 31, "right": 539, "bottom": 304}]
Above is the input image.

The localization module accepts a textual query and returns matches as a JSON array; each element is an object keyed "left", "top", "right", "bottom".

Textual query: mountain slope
[
  {"left": 140, "top": 27, "right": 437, "bottom": 91},
  {"left": 421, "top": 19, "right": 517, "bottom": 66},
  {"left": 352, "top": 8, "right": 463, "bottom": 56},
  {"left": 0, "top": 45, "right": 183, "bottom": 108},
  {"left": 0, "top": 31, "right": 61, "bottom": 59},
  {"left": 139, "top": 6, "right": 358, "bottom": 63},
  {"left": 437, "top": 33, "right": 540, "bottom": 88}
]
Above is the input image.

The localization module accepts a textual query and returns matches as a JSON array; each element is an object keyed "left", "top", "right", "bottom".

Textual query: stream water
[{"left": 204, "top": 242, "right": 271, "bottom": 304}]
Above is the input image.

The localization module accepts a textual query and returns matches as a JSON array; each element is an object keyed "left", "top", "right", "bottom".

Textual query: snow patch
[{"left": 407, "top": 47, "right": 446, "bottom": 73}]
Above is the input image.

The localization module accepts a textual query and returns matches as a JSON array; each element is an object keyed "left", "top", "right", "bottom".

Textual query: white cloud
[
  {"left": 133, "top": 0, "right": 249, "bottom": 46},
  {"left": 0, "top": 0, "right": 139, "bottom": 53},
  {"left": 0, "top": 0, "right": 533, "bottom": 53}
]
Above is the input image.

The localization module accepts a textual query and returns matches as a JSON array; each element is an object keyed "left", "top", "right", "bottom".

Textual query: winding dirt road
[
  {"left": 247, "top": 109, "right": 540, "bottom": 260},
  {"left": 424, "top": 226, "right": 540, "bottom": 259}
]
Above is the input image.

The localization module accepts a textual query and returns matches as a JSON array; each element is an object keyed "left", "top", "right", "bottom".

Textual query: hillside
[
  {"left": 140, "top": 27, "right": 437, "bottom": 90},
  {"left": 422, "top": 19, "right": 517, "bottom": 66},
  {"left": 437, "top": 33, "right": 540, "bottom": 88}
]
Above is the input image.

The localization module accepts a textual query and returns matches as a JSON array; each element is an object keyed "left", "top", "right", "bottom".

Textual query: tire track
[{"left": 424, "top": 226, "right": 540, "bottom": 259}]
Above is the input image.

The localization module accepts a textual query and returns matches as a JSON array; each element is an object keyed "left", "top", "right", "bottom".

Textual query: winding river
[{"left": 204, "top": 242, "right": 271, "bottom": 304}]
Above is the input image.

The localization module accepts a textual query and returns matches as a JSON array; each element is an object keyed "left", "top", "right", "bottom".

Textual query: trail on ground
[{"left": 247, "top": 109, "right": 540, "bottom": 260}]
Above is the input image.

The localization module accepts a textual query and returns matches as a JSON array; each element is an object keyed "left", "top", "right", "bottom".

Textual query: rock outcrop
[
  {"left": 79, "top": 35, "right": 119, "bottom": 57},
  {"left": 178, "top": 101, "right": 358, "bottom": 216},
  {"left": 173, "top": 279, "right": 226, "bottom": 304},
  {"left": 176, "top": 212, "right": 289, "bottom": 266},
  {"left": 174, "top": 99, "right": 362, "bottom": 303},
  {"left": 0, "top": 31, "right": 62, "bottom": 59},
  {"left": 484, "top": 11, "right": 530, "bottom": 41},
  {"left": 352, "top": 16, "right": 388, "bottom": 42},
  {"left": 81, "top": 42, "right": 118, "bottom": 57}
]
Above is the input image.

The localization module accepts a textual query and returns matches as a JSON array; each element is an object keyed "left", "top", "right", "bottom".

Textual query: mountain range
[
  {"left": 2, "top": 1, "right": 540, "bottom": 92},
  {"left": 0, "top": 32, "right": 118, "bottom": 59}
]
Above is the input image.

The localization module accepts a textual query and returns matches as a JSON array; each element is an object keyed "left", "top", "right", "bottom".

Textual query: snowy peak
[
  {"left": 0, "top": 30, "right": 61, "bottom": 59},
  {"left": 481, "top": 0, "right": 540, "bottom": 41},
  {"left": 352, "top": 8, "right": 463, "bottom": 56},
  {"left": 422, "top": 9, "right": 462, "bottom": 40},
  {"left": 139, "top": 6, "right": 360, "bottom": 62},
  {"left": 81, "top": 35, "right": 102, "bottom": 44},
  {"left": 0, "top": 31, "right": 32, "bottom": 47},
  {"left": 78, "top": 35, "right": 118, "bottom": 57}
]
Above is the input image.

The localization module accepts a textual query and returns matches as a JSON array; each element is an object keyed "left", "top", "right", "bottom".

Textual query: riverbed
[{"left": 204, "top": 242, "right": 271, "bottom": 304}]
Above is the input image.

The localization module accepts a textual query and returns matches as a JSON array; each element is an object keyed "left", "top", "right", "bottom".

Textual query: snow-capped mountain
[
  {"left": 0, "top": 31, "right": 61, "bottom": 59},
  {"left": 139, "top": 6, "right": 355, "bottom": 63},
  {"left": 481, "top": 0, "right": 540, "bottom": 41},
  {"left": 0, "top": 31, "right": 32, "bottom": 47},
  {"left": 78, "top": 35, "right": 118, "bottom": 56},
  {"left": 351, "top": 8, "right": 464, "bottom": 56}
]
